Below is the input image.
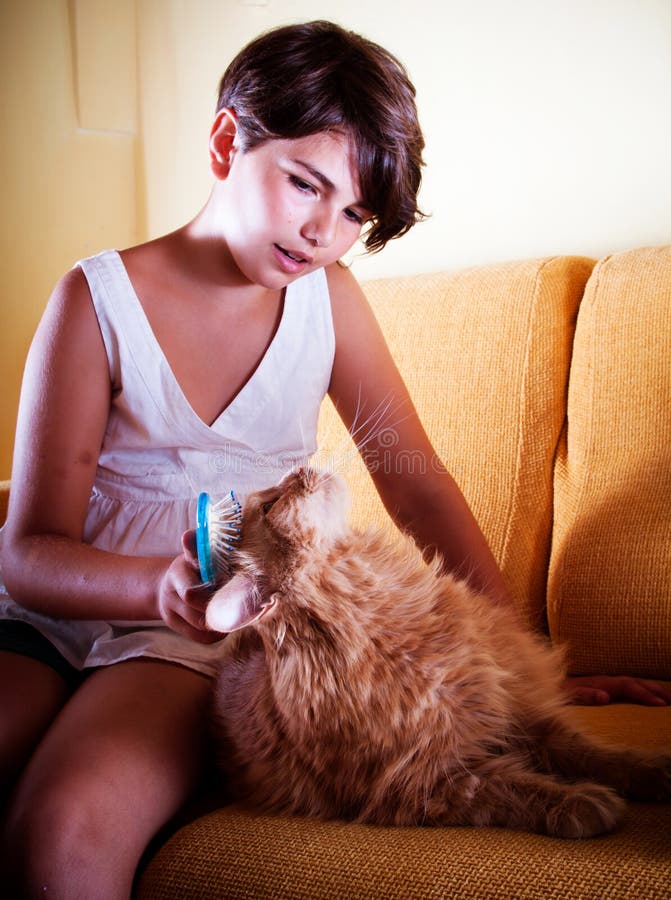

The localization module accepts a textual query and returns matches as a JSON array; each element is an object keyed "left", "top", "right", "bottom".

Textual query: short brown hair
[{"left": 216, "top": 21, "right": 425, "bottom": 253}]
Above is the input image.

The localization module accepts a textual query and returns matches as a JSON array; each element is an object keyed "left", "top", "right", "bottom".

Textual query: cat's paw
[
  {"left": 546, "top": 783, "right": 625, "bottom": 839},
  {"left": 622, "top": 755, "right": 671, "bottom": 802}
]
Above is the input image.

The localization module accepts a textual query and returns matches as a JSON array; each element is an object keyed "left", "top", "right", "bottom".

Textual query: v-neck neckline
[{"left": 111, "top": 250, "right": 289, "bottom": 431}]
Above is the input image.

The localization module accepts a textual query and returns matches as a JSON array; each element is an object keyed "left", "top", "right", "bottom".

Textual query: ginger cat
[{"left": 207, "top": 468, "right": 670, "bottom": 837}]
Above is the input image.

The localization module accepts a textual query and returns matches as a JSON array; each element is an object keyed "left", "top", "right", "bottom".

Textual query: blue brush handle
[{"left": 196, "top": 492, "right": 215, "bottom": 584}]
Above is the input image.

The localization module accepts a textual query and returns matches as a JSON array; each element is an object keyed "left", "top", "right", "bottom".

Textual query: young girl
[{"left": 0, "top": 20, "right": 668, "bottom": 899}]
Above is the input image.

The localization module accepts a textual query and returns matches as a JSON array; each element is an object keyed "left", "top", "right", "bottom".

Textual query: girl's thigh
[
  {"left": 3, "top": 658, "right": 214, "bottom": 896},
  {"left": 0, "top": 649, "right": 71, "bottom": 803}
]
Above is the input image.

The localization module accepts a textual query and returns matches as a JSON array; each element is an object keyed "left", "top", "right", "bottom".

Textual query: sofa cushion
[
  {"left": 548, "top": 245, "right": 671, "bottom": 678},
  {"left": 318, "top": 257, "right": 594, "bottom": 629}
]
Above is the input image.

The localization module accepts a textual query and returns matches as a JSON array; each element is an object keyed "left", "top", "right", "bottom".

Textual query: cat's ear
[{"left": 205, "top": 573, "right": 276, "bottom": 633}]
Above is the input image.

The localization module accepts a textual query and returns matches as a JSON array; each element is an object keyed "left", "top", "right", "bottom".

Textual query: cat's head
[{"left": 205, "top": 467, "right": 350, "bottom": 633}]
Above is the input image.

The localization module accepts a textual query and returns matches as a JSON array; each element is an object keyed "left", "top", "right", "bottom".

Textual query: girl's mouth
[{"left": 274, "top": 244, "right": 313, "bottom": 266}]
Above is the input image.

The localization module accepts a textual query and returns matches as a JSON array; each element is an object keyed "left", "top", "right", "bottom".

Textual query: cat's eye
[{"left": 262, "top": 499, "right": 277, "bottom": 515}]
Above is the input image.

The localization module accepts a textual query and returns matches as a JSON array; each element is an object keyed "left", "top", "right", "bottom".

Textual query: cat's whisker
[
  {"left": 352, "top": 395, "right": 417, "bottom": 456},
  {"left": 349, "top": 392, "right": 397, "bottom": 449},
  {"left": 328, "top": 403, "right": 418, "bottom": 482},
  {"left": 328, "top": 390, "right": 393, "bottom": 456},
  {"left": 320, "top": 392, "right": 411, "bottom": 477}
]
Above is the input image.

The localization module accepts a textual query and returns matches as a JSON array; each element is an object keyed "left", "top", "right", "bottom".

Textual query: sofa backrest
[
  {"left": 548, "top": 245, "right": 671, "bottom": 679},
  {"left": 318, "top": 255, "right": 594, "bottom": 630}
]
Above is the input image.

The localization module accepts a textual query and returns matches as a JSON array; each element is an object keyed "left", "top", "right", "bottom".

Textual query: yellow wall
[
  {"left": 2, "top": 0, "right": 671, "bottom": 477},
  {"left": 0, "top": 0, "right": 138, "bottom": 477}
]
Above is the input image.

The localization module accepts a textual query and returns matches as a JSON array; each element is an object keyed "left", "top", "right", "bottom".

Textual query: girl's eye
[
  {"left": 289, "top": 175, "right": 316, "bottom": 194},
  {"left": 344, "top": 207, "right": 364, "bottom": 225}
]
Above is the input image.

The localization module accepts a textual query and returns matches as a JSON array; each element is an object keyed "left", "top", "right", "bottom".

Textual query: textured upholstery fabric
[
  {"left": 318, "top": 257, "right": 595, "bottom": 629},
  {"left": 137, "top": 703, "right": 671, "bottom": 900},
  {"left": 548, "top": 246, "right": 671, "bottom": 678}
]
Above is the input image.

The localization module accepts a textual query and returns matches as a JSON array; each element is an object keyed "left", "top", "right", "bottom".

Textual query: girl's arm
[
  {"left": 326, "top": 263, "right": 510, "bottom": 606},
  {"left": 1, "top": 268, "right": 214, "bottom": 641}
]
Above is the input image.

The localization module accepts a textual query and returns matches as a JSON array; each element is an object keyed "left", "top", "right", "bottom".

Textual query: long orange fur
[{"left": 207, "top": 469, "right": 670, "bottom": 838}]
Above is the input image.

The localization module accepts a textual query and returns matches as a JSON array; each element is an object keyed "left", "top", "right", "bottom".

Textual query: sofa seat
[{"left": 137, "top": 703, "right": 671, "bottom": 899}]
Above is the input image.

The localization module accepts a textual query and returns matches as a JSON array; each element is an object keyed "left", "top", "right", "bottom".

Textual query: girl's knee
[
  {"left": 3, "top": 777, "right": 136, "bottom": 898},
  {"left": 4, "top": 780, "right": 90, "bottom": 865}
]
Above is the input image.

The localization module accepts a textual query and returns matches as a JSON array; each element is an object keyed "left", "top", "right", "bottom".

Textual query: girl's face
[{"left": 217, "top": 126, "right": 371, "bottom": 289}]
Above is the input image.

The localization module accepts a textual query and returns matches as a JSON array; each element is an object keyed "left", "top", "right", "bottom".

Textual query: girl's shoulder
[
  {"left": 324, "top": 261, "right": 383, "bottom": 348},
  {"left": 42, "top": 263, "right": 100, "bottom": 337},
  {"left": 324, "top": 259, "right": 363, "bottom": 298},
  {"left": 324, "top": 261, "right": 372, "bottom": 326}
]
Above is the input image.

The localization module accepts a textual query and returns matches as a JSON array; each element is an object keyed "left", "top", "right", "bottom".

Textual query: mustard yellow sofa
[
  {"left": 135, "top": 245, "right": 671, "bottom": 898},
  {"left": 3, "top": 245, "right": 671, "bottom": 897}
]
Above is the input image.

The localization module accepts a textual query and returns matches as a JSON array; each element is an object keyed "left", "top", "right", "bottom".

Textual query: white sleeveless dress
[{"left": 0, "top": 249, "right": 335, "bottom": 676}]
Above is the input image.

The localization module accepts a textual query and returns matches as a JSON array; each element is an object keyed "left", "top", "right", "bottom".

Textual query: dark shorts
[{"left": 0, "top": 619, "right": 88, "bottom": 690}]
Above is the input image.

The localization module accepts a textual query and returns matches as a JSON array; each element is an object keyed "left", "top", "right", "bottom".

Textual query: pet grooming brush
[{"left": 195, "top": 490, "right": 243, "bottom": 585}]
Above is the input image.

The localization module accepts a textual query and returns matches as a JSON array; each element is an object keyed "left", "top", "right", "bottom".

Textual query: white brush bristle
[{"left": 208, "top": 491, "right": 243, "bottom": 577}]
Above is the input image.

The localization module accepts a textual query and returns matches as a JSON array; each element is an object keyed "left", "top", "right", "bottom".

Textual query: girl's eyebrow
[
  {"left": 291, "top": 158, "right": 367, "bottom": 208},
  {"left": 291, "top": 158, "right": 335, "bottom": 191}
]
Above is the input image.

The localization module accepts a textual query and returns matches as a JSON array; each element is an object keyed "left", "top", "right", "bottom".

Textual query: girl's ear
[
  {"left": 209, "top": 108, "right": 239, "bottom": 180},
  {"left": 205, "top": 572, "right": 277, "bottom": 632}
]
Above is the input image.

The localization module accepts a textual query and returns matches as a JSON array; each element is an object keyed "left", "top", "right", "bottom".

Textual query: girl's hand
[
  {"left": 157, "top": 531, "right": 225, "bottom": 644},
  {"left": 565, "top": 675, "right": 671, "bottom": 706}
]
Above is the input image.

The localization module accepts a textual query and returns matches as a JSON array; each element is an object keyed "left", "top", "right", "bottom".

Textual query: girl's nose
[{"left": 302, "top": 209, "right": 338, "bottom": 248}]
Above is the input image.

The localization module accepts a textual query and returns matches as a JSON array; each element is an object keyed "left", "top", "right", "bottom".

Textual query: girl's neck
[{"left": 168, "top": 200, "right": 272, "bottom": 304}]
